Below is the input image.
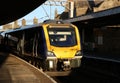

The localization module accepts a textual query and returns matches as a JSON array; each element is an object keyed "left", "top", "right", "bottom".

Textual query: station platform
[{"left": 0, "top": 52, "right": 56, "bottom": 83}]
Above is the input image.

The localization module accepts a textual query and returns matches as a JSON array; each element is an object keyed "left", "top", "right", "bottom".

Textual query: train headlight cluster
[
  {"left": 47, "top": 51, "right": 55, "bottom": 57},
  {"left": 75, "top": 50, "right": 82, "bottom": 56}
]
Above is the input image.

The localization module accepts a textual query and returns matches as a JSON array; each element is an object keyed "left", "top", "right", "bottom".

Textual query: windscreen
[{"left": 48, "top": 27, "right": 77, "bottom": 47}]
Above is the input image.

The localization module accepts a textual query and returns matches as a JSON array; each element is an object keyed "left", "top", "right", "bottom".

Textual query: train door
[
  {"left": 33, "top": 28, "right": 47, "bottom": 70},
  {"left": 17, "top": 31, "right": 25, "bottom": 55}
]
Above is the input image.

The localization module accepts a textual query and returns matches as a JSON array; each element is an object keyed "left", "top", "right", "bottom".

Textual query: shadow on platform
[{"left": 0, "top": 45, "right": 10, "bottom": 68}]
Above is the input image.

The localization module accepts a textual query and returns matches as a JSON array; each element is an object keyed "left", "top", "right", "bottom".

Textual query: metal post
[
  {"left": 69, "top": 0, "right": 74, "bottom": 18},
  {"left": 21, "top": 32, "right": 25, "bottom": 54}
]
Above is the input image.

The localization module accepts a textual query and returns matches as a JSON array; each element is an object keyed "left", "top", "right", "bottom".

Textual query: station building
[{"left": 55, "top": 0, "right": 120, "bottom": 56}]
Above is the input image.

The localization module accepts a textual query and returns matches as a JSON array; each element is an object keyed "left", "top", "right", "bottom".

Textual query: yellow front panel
[
  {"left": 50, "top": 46, "right": 79, "bottom": 59},
  {"left": 42, "top": 23, "right": 81, "bottom": 59},
  {"left": 42, "top": 24, "right": 51, "bottom": 48}
]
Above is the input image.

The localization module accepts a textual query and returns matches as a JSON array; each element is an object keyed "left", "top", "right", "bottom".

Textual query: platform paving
[{"left": 0, "top": 52, "right": 56, "bottom": 83}]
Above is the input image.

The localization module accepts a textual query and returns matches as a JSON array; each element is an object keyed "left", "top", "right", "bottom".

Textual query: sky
[{"left": 17, "top": 1, "right": 66, "bottom": 25}]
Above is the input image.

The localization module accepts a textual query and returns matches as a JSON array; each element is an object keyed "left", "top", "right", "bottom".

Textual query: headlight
[
  {"left": 47, "top": 51, "right": 55, "bottom": 57},
  {"left": 75, "top": 50, "right": 82, "bottom": 56}
]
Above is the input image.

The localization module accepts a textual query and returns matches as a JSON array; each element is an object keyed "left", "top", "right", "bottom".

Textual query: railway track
[
  {"left": 45, "top": 57, "right": 120, "bottom": 83},
  {"left": 48, "top": 66, "right": 120, "bottom": 83}
]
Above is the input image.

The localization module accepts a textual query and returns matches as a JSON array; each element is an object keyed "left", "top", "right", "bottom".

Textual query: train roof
[
  {"left": 2, "top": 23, "right": 42, "bottom": 38},
  {"left": 6, "top": 24, "right": 42, "bottom": 33},
  {"left": 3, "top": 20, "right": 71, "bottom": 38}
]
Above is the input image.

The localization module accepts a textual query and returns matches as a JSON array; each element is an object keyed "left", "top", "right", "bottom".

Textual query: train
[{"left": 0, "top": 20, "right": 82, "bottom": 71}]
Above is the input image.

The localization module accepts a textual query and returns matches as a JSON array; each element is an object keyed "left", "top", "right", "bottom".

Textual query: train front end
[{"left": 43, "top": 21, "right": 82, "bottom": 71}]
